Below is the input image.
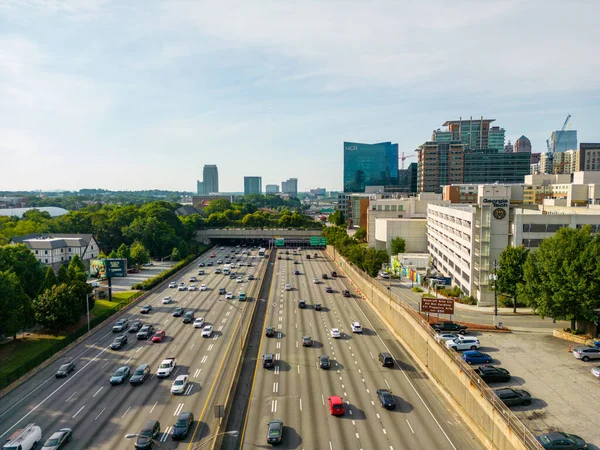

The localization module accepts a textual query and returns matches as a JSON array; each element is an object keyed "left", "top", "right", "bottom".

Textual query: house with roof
[{"left": 10, "top": 234, "right": 100, "bottom": 272}]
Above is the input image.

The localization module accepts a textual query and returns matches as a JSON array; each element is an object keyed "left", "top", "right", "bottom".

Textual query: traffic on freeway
[
  {"left": 0, "top": 245, "right": 264, "bottom": 449},
  {"left": 241, "top": 248, "right": 486, "bottom": 449}
]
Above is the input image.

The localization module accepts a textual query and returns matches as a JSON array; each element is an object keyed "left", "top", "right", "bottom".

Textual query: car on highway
[
  {"left": 266, "top": 419, "right": 283, "bottom": 444},
  {"left": 298, "top": 299, "right": 306, "bottom": 309},
  {"left": 202, "top": 325, "right": 214, "bottom": 337},
  {"left": 302, "top": 336, "right": 313, "bottom": 347},
  {"left": 226, "top": 292, "right": 234, "bottom": 299},
  {"left": 198, "top": 283, "right": 206, "bottom": 291},
  {"left": 379, "top": 352, "right": 394, "bottom": 367},
  {"left": 110, "top": 335, "right": 128, "bottom": 350},
  {"left": 194, "top": 317, "right": 205, "bottom": 328},
  {"left": 462, "top": 350, "right": 492, "bottom": 365},
  {"left": 198, "top": 262, "right": 205, "bottom": 267},
  {"left": 312, "top": 278, "right": 319, "bottom": 284},
  {"left": 263, "top": 353, "right": 275, "bottom": 369},
  {"left": 379, "top": 272, "right": 390, "bottom": 279},
  {"left": 41, "top": 428, "right": 72, "bottom": 450},
  {"left": 229, "top": 274, "right": 236, "bottom": 279},
  {"left": 322, "top": 273, "right": 328, "bottom": 279},
  {"left": 130, "top": 363, "right": 151, "bottom": 385},
  {"left": 314, "top": 303, "right": 322, "bottom": 311},
  {"left": 162, "top": 296, "right": 172, "bottom": 304},
  {"left": 210, "top": 253, "right": 216, "bottom": 258},
  {"left": 55, "top": 361, "right": 75, "bottom": 378},
  {"left": 239, "top": 292, "right": 247, "bottom": 301},
  {"left": 129, "top": 321, "right": 143, "bottom": 333},
  {"left": 178, "top": 283, "right": 187, "bottom": 291},
  {"left": 331, "top": 271, "right": 337, "bottom": 277},
  {"left": 434, "top": 332, "right": 457, "bottom": 343},
  {"left": 494, "top": 388, "right": 532, "bottom": 406},
  {"left": 248, "top": 274, "right": 255, "bottom": 280},
  {"left": 265, "top": 327, "right": 275, "bottom": 337},
  {"left": 215, "top": 268, "right": 221, "bottom": 274},
  {"left": 171, "top": 375, "right": 189, "bottom": 395},
  {"left": 171, "top": 412, "right": 194, "bottom": 440},
  {"left": 277, "top": 255, "right": 282, "bottom": 260},
  {"left": 140, "top": 304, "right": 152, "bottom": 314},
  {"left": 206, "top": 261, "right": 213, "bottom": 266},
  {"left": 236, "top": 277, "right": 243, "bottom": 283},
  {"left": 293, "top": 260, "right": 299, "bottom": 265},
  {"left": 328, "top": 396, "right": 345, "bottom": 416},
  {"left": 198, "top": 269, "right": 205, "bottom": 275},
  {"left": 294, "top": 270, "right": 300, "bottom": 275},
  {"left": 474, "top": 365, "right": 511, "bottom": 383},
  {"left": 183, "top": 311, "right": 195, "bottom": 323},
  {"left": 445, "top": 337, "right": 480, "bottom": 351},
  {"left": 188, "top": 284, "right": 197, "bottom": 291},
  {"left": 284, "top": 283, "right": 292, "bottom": 291},
  {"left": 376, "top": 389, "right": 396, "bottom": 410},
  {"left": 151, "top": 330, "right": 166, "bottom": 343},
  {"left": 218, "top": 287, "right": 226, "bottom": 295},
  {"left": 351, "top": 322, "right": 362, "bottom": 333},
  {"left": 572, "top": 346, "right": 600, "bottom": 361},
  {"left": 172, "top": 307, "right": 184, "bottom": 317},
  {"left": 319, "top": 355, "right": 330, "bottom": 369},
  {"left": 342, "top": 289, "right": 351, "bottom": 297},
  {"left": 331, "top": 328, "right": 341, "bottom": 339},
  {"left": 189, "top": 276, "right": 197, "bottom": 282},
  {"left": 325, "top": 286, "right": 333, "bottom": 293},
  {"left": 109, "top": 366, "right": 131, "bottom": 385},
  {"left": 137, "top": 325, "right": 155, "bottom": 340},
  {"left": 169, "top": 281, "right": 177, "bottom": 288},
  {"left": 135, "top": 419, "right": 160, "bottom": 449},
  {"left": 536, "top": 432, "right": 588, "bottom": 450},
  {"left": 112, "top": 319, "right": 129, "bottom": 332}
]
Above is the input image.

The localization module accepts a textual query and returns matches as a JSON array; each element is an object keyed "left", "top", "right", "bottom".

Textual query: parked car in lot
[
  {"left": 474, "top": 365, "right": 511, "bottom": 383},
  {"left": 112, "top": 319, "right": 129, "bottom": 332},
  {"left": 431, "top": 321, "right": 468, "bottom": 335},
  {"left": 445, "top": 337, "right": 480, "bottom": 351},
  {"left": 462, "top": 350, "right": 492, "bottom": 365},
  {"left": 591, "top": 366, "right": 600, "bottom": 378},
  {"left": 494, "top": 388, "right": 532, "bottom": 406},
  {"left": 434, "top": 332, "right": 457, "bottom": 343},
  {"left": 572, "top": 346, "right": 600, "bottom": 361},
  {"left": 536, "top": 432, "right": 588, "bottom": 450},
  {"left": 55, "top": 361, "right": 75, "bottom": 378},
  {"left": 110, "top": 366, "right": 131, "bottom": 385},
  {"left": 376, "top": 389, "right": 396, "bottom": 410},
  {"left": 110, "top": 335, "right": 128, "bottom": 350}
]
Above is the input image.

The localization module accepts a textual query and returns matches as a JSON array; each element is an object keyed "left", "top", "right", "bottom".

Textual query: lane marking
[
  {"left": 72, "top": 405, "right": 85, "bottom": 418},
  {"left": 92, "top": 387, "right": 103, "bottom": 398},
  {"left": 299, "top": 398, "right": 302, "bottom": 411},
  {"left": 65, "top": 391, "right": 77, "bottom": 402},
  {"left": 121, "top": 406, "right": 131, "bottom": 419},
  {"left": 384, "top": 379, "right": 391, "bottom": 389},
  {"left": 94, "top": 407, "right": 106, "bottom": 420},
  {"left": 149, "top": 401, "right": 158, "bottom": 414},
  {"left": 406, "top": 419, "right": 415, "bottom": 434}
]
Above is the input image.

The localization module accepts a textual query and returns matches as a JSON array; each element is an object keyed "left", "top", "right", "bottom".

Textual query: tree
[
  {"left": 57, "top": 264, "right": 69, "bottom": 284},
  {"left": 116, "top": 243, "right": 132, "bottom": 266},
  {"left": 130, "top": 241, "right": 150, "bottom": 266},
  {"left": 171, "top": 247, "right": 181, "bottom": 261},
  {"left": 390, "top": 237, "right": 406, "bottom": 254},
  {"left": 518, "top": 226, "right": 600, "bottom": 330},
  {"left": 362, "top": 248, "right": 389, "bottom": 277},
  {"left": 329, "top": 210, "right": 344, "bottom": 226},
  {"left": 0, "top": 270, "right": 31, "bottom": 339},
  {"left": 108, "top": 250, "right": 118, "bottom": 259},
  {"left": 0, "top": 244, "right": 46, "bottom": 298},
  {"left": 203, "top": 199, "right": 232, "bottom": 216},
  {"left": 33, "top": 283, "right": 85, "bottom": 331},
  {"left": 497, "top": 245, "right": 529, "bottom": 312},
  {"left": 67, "top": 254, "right": 87, "bottom": 283},
  {"left": 354, "top": 227, "right": 366, "bottom": 241},
  {"left": 40, "top": 266, "right": 58, "bottom": 292}
]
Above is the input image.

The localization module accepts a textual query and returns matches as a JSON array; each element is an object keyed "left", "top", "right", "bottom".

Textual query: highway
[
  {"left": 241, "top": 249, "right": 486, "bottom": 450},
  {"left": 0, "top": 245, "right": 265, "bottom": 449}
]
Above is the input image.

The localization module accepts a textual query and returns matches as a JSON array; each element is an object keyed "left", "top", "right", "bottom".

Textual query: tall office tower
[
  {"left": 265, "top": 184, "right": 280, "bottom": 194},
  {"left": 244, "top": 176, "right": 262, "bottom": 195},
  {"left": 416, "top": 141, "right": 465, "bottom": 193},
  {"left": 196, "top": 181, "right": 205, "bottom": 195},
  {"left": 432, "top": 117, "right": 505, "bottom": 152},
  {"left": 281, "top": 178, "right": 298, "bottom": 197},
  {"left": 504, "top": 141, "right": 513, "bottom": 153},
  {"left": 343, "top": 142, "right": 399, "bottom": 193},
  {"left": 550, "top": 129, "right": 578, "bottom": 153},
  {"left": 203, "top": 165, "right": 219, "bottom": 194},
  {"left": 514, "top": 135, "right": 532, "bottom": 153},
  {"left": 579, "top": 143, "right": 600, "bottom": 171}
]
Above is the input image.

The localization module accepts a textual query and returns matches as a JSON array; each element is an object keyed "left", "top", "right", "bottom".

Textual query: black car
[
  {"left": 319, "top": 355, "right": 330, "bottom": 369},
  {"left": 293, "top": 260, "right": 299, "bottom": 264},
  {"left": 294, "top": 270, "right": 300, "bottom": 275},
  {"left": 494, "top": 388, "right": 532, "bottom": 406},
  {"left": 314, "top": 303, "right": 322, "bottom": 311},
  {"left": 322, "top": 273, "right": 328, "bottom": 279},
  {"left": 130, "top": 363, "right": 151, "bottom": 385},
  {"left": 277, "top": 256, "right": 282, "bottom": 260},
  {"left": 474, "top": 365, "right": 511, "bottom": 383},
  {"left": 172, "top": 307, "right": 184, "bottom": 317},
  {"left": 331, "top": 271, "right": 337, "bottom": 277},
  {"left": 265, "top": 327, "right": 275, "bottom": 337},
  {"left": 110, "top": 366, "right": 131, "bottom": 385},
  {"left": 302, "top": 336, "right": 313, "bottom": 347},
  {"left": 129, "top": 321, "right": 143, "bottom": 333},
  {"left": 206, "top": 261, "right": 213, "bottom": 266},
  {"left": 267, "top": 419, "right": 283, "bottom": 444},
  {"left": 137, "top": 324, "right": 155, "bottom": 340},
  {"left": 263, "top": 353, "right": 275, "bottom": 369},
  {"left": 298, "top": 300, "right": 306, "bottom": 309},
  {"left": 376, "top": 389, "right": 396, "bottom": 409},
  {"left": 183, "top": 311, "right": 195, "bottom": 323},
  {"left": 55, "top": 361, "right": 75, "bottom": 378},
  {"left": 171, "top": 412, "right": 194, "bottom": 440},
  {"left": 325, "top": 286, "right": 333, "bottom": 293},
  {"left": 219, "top": 288, "right": 226, "bottom": 295},
  {"left": 536, "top": 432, "right": 588, "bottom": 450},
  {"left": 342, "top": 290, "right": 351, "bottom": 297},
  {"left": 110, "top": 335, "right": 128, "bottom": 350},
  {"left": 135, "top": 420, "right": 160, "bottom": 449},
  {"left": 140, "top": 305, "right": 152, "bottom": 314}
]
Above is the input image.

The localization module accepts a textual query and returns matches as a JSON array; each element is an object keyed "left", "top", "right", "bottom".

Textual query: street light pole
[
  {"left": 86, "top": 293, "right": 91, "bottom": 333},
  {"left": 489, "top": 260, "right": 499, "bottom": 327}
]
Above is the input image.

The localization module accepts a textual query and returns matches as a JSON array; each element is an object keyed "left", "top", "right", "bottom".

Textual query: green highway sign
[
  {"left": 275, "top": 238, "right": 285, "bottom": 247},
  {"left": 319, "top": 237, "right": 327, "bottom": 246},
  {"left": 310, "top": 236, "right": 320, "bottom": 246}
]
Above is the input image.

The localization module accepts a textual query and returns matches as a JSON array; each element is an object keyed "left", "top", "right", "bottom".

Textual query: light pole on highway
[
  {"left": 488, "top": 259, "right": 499, "bottom": 327},
  {"left": 192, "top": 430, "right": 239, "bottom": 449}
]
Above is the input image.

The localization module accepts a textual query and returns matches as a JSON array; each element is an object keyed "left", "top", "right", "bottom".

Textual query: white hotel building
[{"left": 427, "top": 185, "right": 600, "bottom": 307}]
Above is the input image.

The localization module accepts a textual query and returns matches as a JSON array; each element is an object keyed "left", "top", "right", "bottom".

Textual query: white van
[{"left": 3, "top": 423, "right": 42, "bottom": 450}]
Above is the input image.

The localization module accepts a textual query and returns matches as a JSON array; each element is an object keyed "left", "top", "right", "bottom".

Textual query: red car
[
  {"left": 210, "top": 254, "right": 216, "bottom": 258},
  {"left": 328, "top": 396, "right": 345, "bottom": 416},
  {"left": 151, "top": 330, "right": 166, "bottom": 343}
]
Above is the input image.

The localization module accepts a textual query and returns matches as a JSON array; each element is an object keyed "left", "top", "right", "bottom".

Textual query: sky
[{"left": 1, "top": 0, "right": 599, "bottom": 193}]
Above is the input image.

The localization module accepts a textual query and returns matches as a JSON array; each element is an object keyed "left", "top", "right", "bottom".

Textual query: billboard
[
  {"left": 90, "top": 258, "right": 127, "bottom": 278},
  {"left": 421, "top": 297, "right": 454, "bottom": 315}
]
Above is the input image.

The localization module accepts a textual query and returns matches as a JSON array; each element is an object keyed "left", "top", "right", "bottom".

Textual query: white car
[
  {"left": 189, "top": 276, "right": 197, "bottom": 282},
  {"left": 351, "top": 322, "right": 362, "bottom": 333},
  {"left": 225, "top": 292, "right": 234, "bottom": 299},
  {"left": 202, "top": 325, "right": 214, "bottom": 337},
  {"left": 445, "top": 337, "right": 480, "bottom": 351},
  {"left": 194, "top": 317, "right": 205, "bottom": 328},
  {"left": 216, "top": 260, "right": 222, "bottom": 264},
  {"left": 188, "top": 284, "right": 197, "bottom": 291},
  {"left": 178, "top": 284, "right": 187, "bottom": 291},
  {"left": 285, "top": 284, "right": 292, "bottom": 291},
  {"left": 162, "top": 296, "right": 172, "bottom": 304},
  {"left": 236, "top": 277, "right": 243, "bottom": 283},
  {"left": 434, "top": 332, "right": 458, "bottom": 343},
  {"left": 169, "top": 281, "right": 177, "bottom": 288},
  {"left": 171, "top": 375, "right": 189, "bottom": 395},
  {"left": 380, "top": 272, "right": 390, "bottom": 279},
  {"left": 200, "top": 284, "right": 207, "bottom": 291},
  {"left": 237, "top": 262, "right": 243, "bottom": 267},
  {"left": 312, "top": 279, "right": 319, "bottom": 284},
  {"left": 331, "top": 328, "right": 341, "bottom": 338},
  {"left": 220, "top": 247, "right": 224, "bottom": 250}
]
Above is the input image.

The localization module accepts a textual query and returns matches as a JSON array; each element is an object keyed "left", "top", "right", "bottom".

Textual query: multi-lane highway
[
  {"left": 241, "top": 249, "right": 486, "bottom": 449},
  {"left": 0, "top": 245, "right": 264, "bottom": 449}
]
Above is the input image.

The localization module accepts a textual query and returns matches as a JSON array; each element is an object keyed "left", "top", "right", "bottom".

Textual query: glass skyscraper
[
  {"left": 343, "top": 142, "right": 398, "bottom": 193},
  {"left": 244, "top": 176, "right": 262, "bottom": 195},
  {"left": 551, "top": 130, "right": 578, "bottom": 153},
  {"left": 203, "top": 165, "right": 219, "bottom": 194}
]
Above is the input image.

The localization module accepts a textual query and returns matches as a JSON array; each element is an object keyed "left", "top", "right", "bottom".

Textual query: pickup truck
[
  {"left": 431, "top": 321, "right": 468, "bottom": 335},
  {"left": 156, "top": 357, "right": 176, "bottom": 377}
]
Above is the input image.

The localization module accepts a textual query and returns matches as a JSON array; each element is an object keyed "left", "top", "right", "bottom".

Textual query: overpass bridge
[{"left": 195, "top": 228, "right": 325, "bottom": 247}]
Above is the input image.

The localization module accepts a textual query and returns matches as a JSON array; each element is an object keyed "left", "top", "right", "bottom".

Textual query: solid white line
[
  {"left": 65, "top": 391, "right": 77, "bottom": 402},
  {"left": 72, "top": 405, "right": 85, "bottom": 418},
  {"left": 92, "top": 387, "right": 103, "bottom": 398},
  {"left": 384, "top": 379, "right": 391, "bottom": 389},
  {"left": 299, "top": 398, "right": 302, "bottom": 411},
  {"left": 406, "top": 419, "right": 415, "bottom": 434},
  {"left": 322, "top": 394, "right": 325, "bottom": 405},
  {"left": 125, "top": 357, "right": 132, "bottom": 364},
  {"left": 149, "top": 401, "right": 158, "bottom": 414},
  {"left": 94, "top": 407, "right": 106, "bottom": 420},
  {"left": 297, "top": 365, "right": 300, "bottom": 374},
  {"left": 121, "top": 406, "right": 130, "bottom": 419}
]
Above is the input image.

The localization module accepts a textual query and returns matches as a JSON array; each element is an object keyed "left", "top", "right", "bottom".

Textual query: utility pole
[{"left": 488, "top": 260, "right": 499, "bottom": 327}]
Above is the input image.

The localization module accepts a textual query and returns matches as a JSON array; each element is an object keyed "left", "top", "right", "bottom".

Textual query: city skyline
[{"left": 1, "top": 1, "right": 600, "bottom": 192}]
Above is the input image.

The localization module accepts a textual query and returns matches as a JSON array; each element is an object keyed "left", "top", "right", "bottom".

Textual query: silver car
[{"left": 572, "top": 346, "right": 600, "bottom": 361}]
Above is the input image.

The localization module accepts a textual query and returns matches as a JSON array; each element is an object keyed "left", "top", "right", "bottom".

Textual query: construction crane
[
  {"left": 400, "top": 152, "right": 416, "bottom": 170},
  {"left": 545, "top": 114, "right": 571, "bottom": 173}
]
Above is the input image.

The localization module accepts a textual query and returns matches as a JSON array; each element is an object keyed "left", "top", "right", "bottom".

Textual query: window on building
[
  {"left": 61, "top": 257, "right": 64, "bottom": 261},
  {"left": 61, "top": 248, "right": 64, "bottom": 253},
  {"left": 69, "top": 247, "right": 72, "bottom": 252},
  {"left": 44, "top": 250, "right": 48, "bottom": 255},
  {"left": 45, "top": 259, "right": 48, "bottom": 263},
  {"left": 35, "top": 250, "right": 38, "bottom": 254}
]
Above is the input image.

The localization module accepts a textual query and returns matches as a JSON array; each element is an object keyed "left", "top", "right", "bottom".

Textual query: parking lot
[{"left": 90, "top": 261, "right": 175, "bottom": 293}]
